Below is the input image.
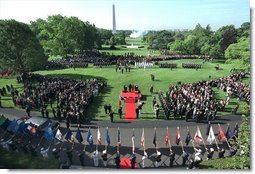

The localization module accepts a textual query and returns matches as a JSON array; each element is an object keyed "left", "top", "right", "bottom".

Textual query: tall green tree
[
  {"left": 225, "top": 37, "right": 250, "bottom": 70},
  {"left": 30, "top": 15, "right": 99, "bottom": 56},
  {"left": 0, "top": 20, "right": 47, "bottom": 73}
]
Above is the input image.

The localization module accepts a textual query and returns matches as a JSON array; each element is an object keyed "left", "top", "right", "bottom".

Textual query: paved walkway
[{"left": 0, "top": 107, "right": 242, "bottom": 169}]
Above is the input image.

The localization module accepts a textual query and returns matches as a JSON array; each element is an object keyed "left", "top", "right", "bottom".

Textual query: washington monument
[{"left": 112, "top": 4, "right": 116, "bottom": 33}]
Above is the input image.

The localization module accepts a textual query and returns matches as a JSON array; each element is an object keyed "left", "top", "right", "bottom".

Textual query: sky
[{"left": 0, "top": 0, "right": 250, "bottom": 31}]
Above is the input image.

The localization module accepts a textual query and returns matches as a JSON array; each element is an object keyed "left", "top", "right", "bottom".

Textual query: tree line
[
  {"left": 0, "top": 15, "right": 250, "bottom": 73},
  {"left": 143, "top": 22, "right": 250, "bottom": 69}
]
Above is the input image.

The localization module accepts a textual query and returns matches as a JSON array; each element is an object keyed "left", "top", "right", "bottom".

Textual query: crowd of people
[
  {"left": 10, "top": 73, "right": 106, "bottom": 124},
  {"left": 158, "top": 72, "right": 249, "bottom": 121},
  {"left": 43, "top": 50, "right": 213, "bottom": 71},
  {"left": 158, "top": 63, "right": 177, "bottom": 69},
  {"left": 182, "top": 63, "right": 202, "bottom": 69},
  {"left": 0, "top": 113, "right": 240, "bottom": 169}
]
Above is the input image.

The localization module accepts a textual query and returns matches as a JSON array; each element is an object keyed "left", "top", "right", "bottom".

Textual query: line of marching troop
[{"left": 0, "top": 114, "right": 240, "bottom": 169}]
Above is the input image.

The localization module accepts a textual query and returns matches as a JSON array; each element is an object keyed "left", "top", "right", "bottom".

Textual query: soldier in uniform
[
  {"left": 45, "top": 108, "right": 49, "bottom": 119},
  {"left": 93, "top": 150, "right": 99, "bottom": 167},
  {"left": 141, "top": 151, "right": 148, "bottom": 168},
  {"left": 66, "top": 147, "right": 73, "bottom": 164},
  {"left": 182, "top": 150, "right": 189, "bottom": 166},
  {"left": 101, "top": 150, "right": 108, "bottom": 166},
  {"left": 229, "top": 146, "right": 237, "bottom": 157},
  {"left": 206, "top": 148, "right": 214, "bottom": 160},
  {"left": 52, "top": 148, "right": 60, "bottom": 160},
  {"left": 130, "top": 153, "right": 136, "bottom": 169},
  {"left": 41, "top": 107, "right": 45, "bottom": 118},
  {"left": 29, "top": 144, "right": 37, "bottom": 156},
  {"left": 169, "top": 150, "right": 175, "bottom": 167},
  {"left": 78, "top": 150, "right": 85, "bottom": 166},
  {"left": 155, "top": 150, "right": 162, "bottom": 167},
  {"left": 218, "top": 148, "right": 225, "bottom": 158},
  {"left": 25, "top": 105, "right": 31, "bottom": 118},
  {"left": 114, "top": 151, "right": 121, "bottom": 169},
  {"left": 187, "top": 158, "right": 195, "bottom": 169},
  {"left": 40, "top": 147, "right": 50, "bottom": 158},
  {"left": 52, "top": 107, "right": 56, "bottom": 119}
]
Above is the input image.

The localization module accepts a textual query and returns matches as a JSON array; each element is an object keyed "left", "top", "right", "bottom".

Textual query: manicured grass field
[
  {"left": 0, "top": 59, "right": 249, "bottom": 121},
  {"left": 99, "top": 37, "right": 161, "bottom": 56}
]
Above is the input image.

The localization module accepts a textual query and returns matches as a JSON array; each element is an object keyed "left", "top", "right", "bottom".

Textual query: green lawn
[
  {"left": 0, "top": 59, "right": 249, "bottom": 121},
  {"left": 0, "top": 78, "right": 24, "bottom": 108},
  {"left": 99, "top": 37, "right": 161, "bottom": 56},
  {"left": 0, "top": 147, "right": 59, "bottom": 169}
]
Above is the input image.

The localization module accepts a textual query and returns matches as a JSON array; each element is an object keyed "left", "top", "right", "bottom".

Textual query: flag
[
  {"left": 7, "top": 119, "right": 18, "bottom": 133},
  {"left": 141, "top": 128, "right": 145, "bottom": 149},
  {"left": 207, "top": 126, "right": 215, "bottom": 144},
  {"left": 185, "top": 130, "right": 192, "bottom": 146},
  {"left": 218, "top": 125, "right": 226, "bottom": 142},
  {"left": 76, "top": 128, "right": 83, "bottom": 144},
  {"left": 0, "top": 115, "right": 6, "bottom": 126},
  {"left": 153, "top": 128, "right": 157, "bottom": 147},
  {"left": 0, "top": 118, "right": 11, "bottom": 130},
  {"left": 165, "top": 127, "right": 170, "bottom": 146},
  {"left": 131, "top": 128, "right": 135, "bottom": 153},
  {"left": 65, "top": 128, "right": 74, "bottom": 142},
  {"left": 117, "top": 127, "right": 121, "bottom": 147},
  {"left": 106, "top": 127, "right": 110, "bottom": 146},
  {"left": 17, "top": 121, "right": 27, "bottom": 135},
  {"left": 233, "top": 124, "right": 239, "bottom": 138},
  {"left": 175, "top": 127, "right": 181, "bottom": 145},
  {"left": 194, "top": 127, "right": 203, "bottom": 143},
  {"left": 44, "top": 127, "right": 54, "bottom": 142},
  {"left": 225, "top": 125, "right": 233, "bottom": 140},
  {"left": 55, "top": 129, "right": 63, "bottom": 142},
  {"left": 87, "top": 127, "right": 93, "bottom": 146},
  {"left": 206, "top": 122, "right": 211, "bottom": 136},
  {"left": 97, "top": 127, "right": 101, "bottom": 145}
]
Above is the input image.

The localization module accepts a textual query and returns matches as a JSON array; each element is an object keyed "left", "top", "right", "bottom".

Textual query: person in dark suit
[
  {"left": 109, "top": 111, "right": 114, "bottom": 123},
  {"left": 104, "top": 104, "right": 108, "bottom": 114},
  {"left": 118, "top": 107, "right": 122, "bottom": 119},
  {"left": 114, "top": 151, "right": 121, "bottom": 169},
  {"left": 130, "top": 153, "right": 136, "bottom": 169}
]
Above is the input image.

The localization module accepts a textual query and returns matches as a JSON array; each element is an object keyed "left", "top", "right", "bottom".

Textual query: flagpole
[
  {"left": 167, "top": 126, "right": 172, "bottom": 153},
  {"left": 83, "top": 139, "right": 86, "bottom": 152},
  {"left": 214, "top": 137, "right": 219, "bottom": 151},
  {"left": 154, "top": 127, "right": 157, "bottom": 152},
  {"left": 218, "top": 124, "right": 231, "bottom": 150},
  {"left": 117, "top": 127, "right": 120, "bottom": 153},
  {"left": 180, "top": 139, "right": 184, "bottom": 152},
  {"left": 197, "top": 126, "right": 207, "bottom": 150},
  {"left": 97, "top": 127, "right": 98, "bottom": 152},
  {"left": 37, "top": 136, "right": 44, "bottom": 147}
]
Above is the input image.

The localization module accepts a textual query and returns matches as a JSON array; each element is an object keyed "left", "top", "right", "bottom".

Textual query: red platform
[
  {"left": 120, "top": 91, "right": 142, "bottom": 120},
  {"left": 120, "top": 157, "right": 138, "bottom": 169}
]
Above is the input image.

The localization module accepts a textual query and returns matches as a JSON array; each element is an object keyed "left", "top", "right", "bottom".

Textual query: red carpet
[
  {"left": 120, "top": 157, "right": 138, "bottom": 169},
  {"left": 120, "top": 91, "right": 141, "bottom": 120},
  {"left": 125, "top": 98, "right": 136, "bottom": 119}
]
